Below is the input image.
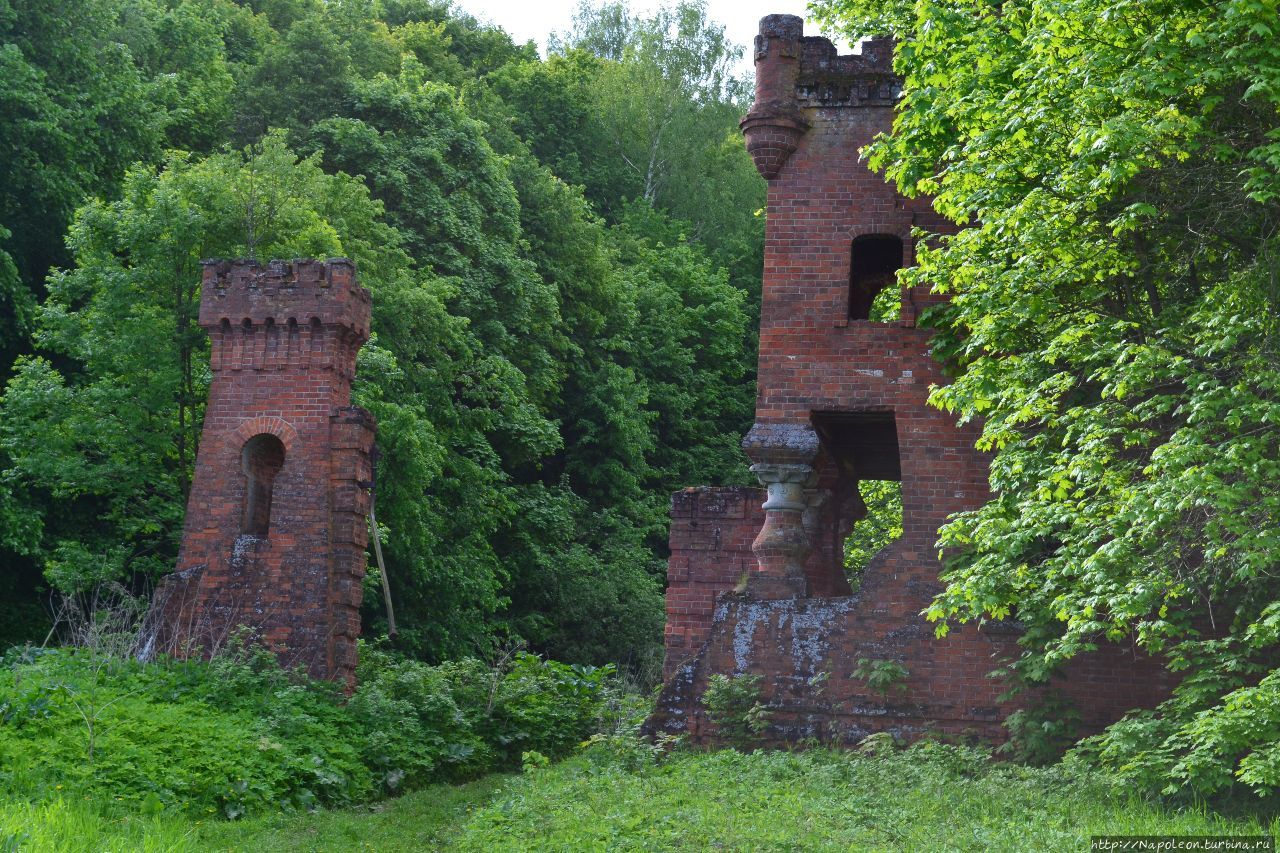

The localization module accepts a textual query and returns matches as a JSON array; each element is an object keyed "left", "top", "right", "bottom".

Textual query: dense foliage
[
  {"left": 817, "top": 0, "right": 1280, "bottom": 796},
  {"left": 13, "top": 0, "right": 1278, "bottom": 810},
  {"left": 0, "top": 644, "right": 618, "bottom": 820},
  {"left": 0, "top": 0, "right": 764, "bottom": 670}
]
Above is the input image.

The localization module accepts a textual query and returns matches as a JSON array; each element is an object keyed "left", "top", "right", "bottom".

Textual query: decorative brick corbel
[
  {"left": 740, "top": 108, "right": 809, "bottom": 180},
  {"left": 740, "top": 14, "right": 809, "bottom": 181}
]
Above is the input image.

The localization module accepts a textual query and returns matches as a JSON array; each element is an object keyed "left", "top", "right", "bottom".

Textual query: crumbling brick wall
[
  {"left": 648, "top": 16, "right": 1174, "bottom": 745},
  {"left": 148, "top": 259, "right": 375, "bottom": 688},
  {"left": 664, "top": 487, "right": 764, "bottom": 679}
]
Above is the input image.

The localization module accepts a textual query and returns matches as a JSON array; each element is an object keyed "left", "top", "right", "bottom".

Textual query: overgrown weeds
[{"left": 0, "top": 639, "right": 622, "bottom": 823}]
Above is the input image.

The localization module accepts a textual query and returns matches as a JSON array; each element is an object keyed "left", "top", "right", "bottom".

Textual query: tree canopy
[
  {"left": 0, "top": 0, "right": 762, "bottom": 671},
  {"left": 11, "top": 0, "right": 1275, "bottom": 799}
]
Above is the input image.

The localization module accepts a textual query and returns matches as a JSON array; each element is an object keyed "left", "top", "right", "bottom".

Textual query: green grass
[
  {"left": 0, "top": 775, "right": 510, "bottom": 853},
  {"left": 197, "top": 774, "right": 511, "bottom": 852},
  {"left": 445, "top": 747, "right": 1276, "bottom": 852},
  {"left": 4, "top": 746, "right": 1276, "bottom": 852},
  {"left": 0, "top": 798, "right": 195, "bottom": 852}
]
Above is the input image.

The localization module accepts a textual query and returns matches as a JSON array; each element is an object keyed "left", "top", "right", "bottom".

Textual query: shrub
[
  {"left": 702, "top": 673, "right": 771, "bottom": 748},
  {"left": 0, "top": 645, "right": 372, "bottom": 818},
  {"left": 851, "top": 658, "right": 909, "bottom": 699},
  {"left": 484, "top": 653, "right": 616, "bottom": 762},
  {"left": 0, "top": 643, "right": 622, "bottom": 821},
  {"left": 1073, "top": 667, "right": 1280, "bottom": 799},
  {"left": 347, "top": 649, "right": 494, "bottom": 791},
  {"left": 1000, "top": 690, "right": 1081, "bottom": 767},
  {"left": 348, "top": 648, "right": 616, "bottom": 792}
]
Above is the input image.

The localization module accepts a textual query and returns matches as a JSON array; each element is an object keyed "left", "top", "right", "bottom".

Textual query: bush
[
  {"left": 1073, "top": 667, "right": 1280, "bottom": 799},
  {"left": 1000, "top": 690, "right": 1081, "bottom": 767},
  {"left": 347, "top": 650, "right": 495, "bottom": 792},
  {"left": 0, "top": 645, "right": 372, "bottom": 819},
  {"left": 0, "top": 643, "right": 622, "bottom": 821},
  {"left": 702, "top": 673, "right": 771, "bottom": 748},
  {"left": 484, "top": 653, "right": 616, "bottom": 762},
  {"left": 348, "top": 647, "right": 616, "bottom": 793}
]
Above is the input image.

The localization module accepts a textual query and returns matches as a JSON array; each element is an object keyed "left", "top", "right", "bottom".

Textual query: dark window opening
[
  {"left": 849, "top": 235, "right": 904, "bottom": 321},
  {"left": 812, "top": 412, "right": 904, "bottom": 590},
  {"left": 813, "top": 411, "right": 901, "bottom": 482},
  {"left": 241, "top": 433, "right": 285, "bottom": 536}
]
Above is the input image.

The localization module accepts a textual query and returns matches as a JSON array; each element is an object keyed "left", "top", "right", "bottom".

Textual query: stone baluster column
[{"left": 742, "top": 422, "right": 820, "bottom": 599}]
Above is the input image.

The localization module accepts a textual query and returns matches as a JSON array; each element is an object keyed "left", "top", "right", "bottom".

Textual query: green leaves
[
  {"left": 844, "top": 481, "right": 903, "bottom": 589},
  {"left": 818, "top": 0, "right": 1280, "bottom": 794},
  {"left": 0, "top": 134, "right": 393, "bottom": 592}
]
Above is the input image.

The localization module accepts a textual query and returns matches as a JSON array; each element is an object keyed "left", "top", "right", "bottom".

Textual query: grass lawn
[{"left": 4, "top": 745, "right": 1276, "bottom": 852}]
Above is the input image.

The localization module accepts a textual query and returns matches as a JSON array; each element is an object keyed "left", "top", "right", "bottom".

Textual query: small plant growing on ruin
[
  {"left": 703, "top": 673, "right": 771, "bottom": 749},
  {"left": 1000, "top": 690, "right": 1081, "bottom": 766},
  {"left": 852, "top": 659, "right": 909, "bottom": 699},
  {"left": 806, "top": 670, "right": 831, "bottom": 696},
  {"left": 856, "top": 732, "right": 898, "bottom": 757}
]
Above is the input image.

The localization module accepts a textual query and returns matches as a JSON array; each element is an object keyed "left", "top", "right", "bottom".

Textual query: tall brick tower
[
  {"left": 648, "top": 16, "right": 1170, "bottom": 744},
  {"left": 737, "top": 17, "right": 971, "bottom": 604},
  {"left": 150, "top": 259, "right": 376, "bottom": 687}
]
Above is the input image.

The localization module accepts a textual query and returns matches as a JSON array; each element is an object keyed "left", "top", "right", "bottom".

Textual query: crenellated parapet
[
  {"left": 199, "top": 259, "right": 370, "bottom": 332},
  {"left": 199, "top": 259, "right": 370, "bottom": 378},
  {"left": 793, "top": 35, "right": 897, "bottom": 108}
]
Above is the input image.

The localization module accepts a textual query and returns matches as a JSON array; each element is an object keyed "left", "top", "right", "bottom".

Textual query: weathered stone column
[{"left": 742, "top": 422, "right": 820, "bottom": 598}]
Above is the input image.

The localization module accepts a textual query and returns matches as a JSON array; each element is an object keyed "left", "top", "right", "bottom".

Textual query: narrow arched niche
[
  {"left": 848, "top": 234, "right": 904, "bottom": 320},
  {"left": 241, "top": 433, "right": 285, "bottom": 536}
]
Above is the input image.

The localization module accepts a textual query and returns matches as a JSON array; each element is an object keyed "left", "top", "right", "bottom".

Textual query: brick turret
[{"left": 149, "top": 259, "right": 375, "bottom": 687}]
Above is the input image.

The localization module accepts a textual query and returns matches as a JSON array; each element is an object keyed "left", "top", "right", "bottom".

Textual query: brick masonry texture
[
  {"left": 149, "top": 259, "right": 375, "bottom": 688},
  {"left": 646, "top": 16, "right": 1174, "bottom": 745}
]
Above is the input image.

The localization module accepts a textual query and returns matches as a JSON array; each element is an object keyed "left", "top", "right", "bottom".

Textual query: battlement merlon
[
  {"left": 741, "top": 15, "right": 899, "bottom": 179},
  {"left": 198, "top": 258, "right": 372, "bottom": 339}
]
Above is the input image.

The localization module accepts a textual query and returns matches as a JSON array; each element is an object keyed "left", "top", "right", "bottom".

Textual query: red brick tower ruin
[
  {"left": 648, "top": 16, "right": 1170, "bottom": 743},
  {"left": 150, "top": 259, "right": 375, "bottom": 687}
]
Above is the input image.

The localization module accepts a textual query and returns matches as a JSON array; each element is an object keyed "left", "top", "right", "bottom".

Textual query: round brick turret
[{"left": 740, "top": 15, "right": 807, "bottom": 179}]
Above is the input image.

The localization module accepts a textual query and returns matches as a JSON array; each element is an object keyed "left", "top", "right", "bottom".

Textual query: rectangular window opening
[{"left": 812, "top": 411, "right": 903, "bottom": 591}]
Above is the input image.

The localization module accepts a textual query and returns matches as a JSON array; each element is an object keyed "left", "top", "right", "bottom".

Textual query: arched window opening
[
  {"left": 849, "top": 235, "right": 904, "bottom": 321},
  {"left": 241, "top": 433, "right": 285, "bottom": 536}
]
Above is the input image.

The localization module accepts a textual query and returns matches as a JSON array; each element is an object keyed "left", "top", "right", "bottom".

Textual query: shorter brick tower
[{"left": 150, "top": 259, "right": 375, "bottom": 686}]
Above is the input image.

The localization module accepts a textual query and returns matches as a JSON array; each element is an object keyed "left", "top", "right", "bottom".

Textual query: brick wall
[
  {"left": 647, "top": 15, "right": 1175, "bottom": 745},
  {"left": 148, "top": 259, "right": 375, "bottom": 688},
  {"left": 664, "top": 487, "right": 764, "bottom": 679}
]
